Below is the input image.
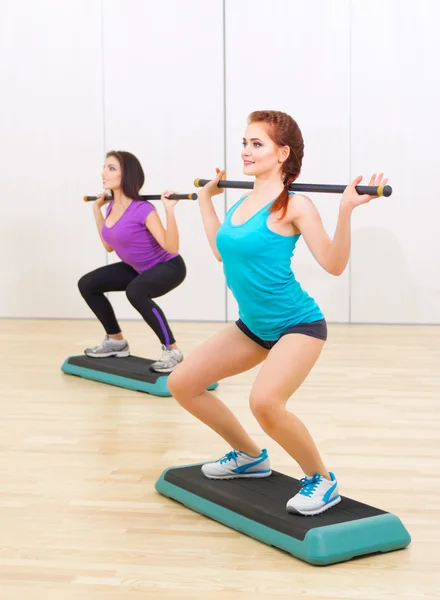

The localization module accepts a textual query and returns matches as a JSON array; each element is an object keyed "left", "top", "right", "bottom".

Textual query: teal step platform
[
  {"left": 61, "top": 355, "right": 218, "bottom": 397},
  {"left": 155, "top": 464, "right": 411, "bottom": 566}
]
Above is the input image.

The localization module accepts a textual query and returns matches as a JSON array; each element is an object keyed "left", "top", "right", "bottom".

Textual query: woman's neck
[
  {"left": 112, "top": 189, "right": 132, "bottom": 208},
  {"left": 251, "top": 173, "right": 284, "bottom": 202}
]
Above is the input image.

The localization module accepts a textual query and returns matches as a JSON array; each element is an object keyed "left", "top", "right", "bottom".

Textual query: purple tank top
[{"left": 101, "top": 200, "right": 178, "bottom": 273}]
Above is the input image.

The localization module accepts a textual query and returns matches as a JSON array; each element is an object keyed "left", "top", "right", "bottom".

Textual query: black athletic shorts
[{"left": 235, "top": 318, "right": 327, "bottom": 350}]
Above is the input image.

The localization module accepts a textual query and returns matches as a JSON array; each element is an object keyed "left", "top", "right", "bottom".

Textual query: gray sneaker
[
  {"left": 150, "top": 345, "right": 183, "bottom": 373},
  {"left": 84, "top": 336, "right": 130, "bottom": 358}
]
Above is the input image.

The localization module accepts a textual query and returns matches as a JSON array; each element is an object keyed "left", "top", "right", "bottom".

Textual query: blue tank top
[{"left": 216, "top": 194, "right": 323, "bottom": 340}]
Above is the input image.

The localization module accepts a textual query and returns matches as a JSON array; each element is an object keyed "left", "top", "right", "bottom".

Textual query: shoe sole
[
  {"left": 84, "top": 350, "right": 130, "bottom": 358},
  {"left": 150, "top": 365, "right": 180, "bottom": 373},
  {"left": 202, "top": 470, "right": 272, "bottom": 480},
  {"left": 286, "top": 495, "right": 341, "bottom": 516}
]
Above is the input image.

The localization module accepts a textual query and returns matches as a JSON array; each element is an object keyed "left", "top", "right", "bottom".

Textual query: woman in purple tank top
[{"left": 78, "top": 151, "right": 186, "bottom": 373}]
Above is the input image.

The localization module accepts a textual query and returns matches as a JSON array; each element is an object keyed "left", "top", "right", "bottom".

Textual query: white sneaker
[
  {"left": 201, "top": 449, "right": 272, "bottom": 479},
  {"left": 286, "top": 472, "right": 341, "bottom": 516},
  {"left": 150, "top": 345, "right": 183, "bottom": 373}
]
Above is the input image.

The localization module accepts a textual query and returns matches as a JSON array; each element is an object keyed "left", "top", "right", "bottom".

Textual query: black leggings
[{"left": 78, "top": 255, "right": 186, "bottom": 346}]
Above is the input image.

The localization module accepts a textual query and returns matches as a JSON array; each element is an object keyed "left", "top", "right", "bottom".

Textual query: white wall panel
[
  {"left": 351, "top": 0, "right": 440, "bottom": 323},
  {"left": 0, "top": 0, "right": 105, "bottom": 318}
]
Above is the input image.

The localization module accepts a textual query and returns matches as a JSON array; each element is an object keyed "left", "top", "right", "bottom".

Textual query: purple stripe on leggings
[{"left": 152, "top": 308, "right": 170, "bottom": 347}]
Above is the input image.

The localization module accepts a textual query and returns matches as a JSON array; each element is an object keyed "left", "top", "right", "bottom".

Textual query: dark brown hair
[
  {"left": 106, "top": 151, "right": 145, "bottom": 200},
  {"left": 248, "top": 111, "right": 304, "bottom": 218}
]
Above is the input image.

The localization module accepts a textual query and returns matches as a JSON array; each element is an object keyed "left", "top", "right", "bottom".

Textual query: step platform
[
  {"left": 155, "top": 464, "right": 411, "bottom": 565},
  {"left": 61, "top": 355, "right": 219, "bottom": 397}
]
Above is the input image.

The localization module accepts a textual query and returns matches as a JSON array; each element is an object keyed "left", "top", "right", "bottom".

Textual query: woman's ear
[{"left": 278, "top": 145, "right": 290, "bottom": 163}]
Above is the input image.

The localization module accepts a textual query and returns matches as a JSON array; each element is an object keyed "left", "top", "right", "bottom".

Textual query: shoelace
[
  {"left": 298, "top": 473, "right": 322, "bottom": 497},
  {"left": 158, "top": 345, "right": 173, "bottom": 362},
  {"left": 219, "top": 450, "right": 239, "bottom": 465},
  {"left": 93, "top": 337, "right": 111, "bottom": 351}
]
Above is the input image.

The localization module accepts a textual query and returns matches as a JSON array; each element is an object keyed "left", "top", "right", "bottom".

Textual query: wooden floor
[{"left": 0, "top": 319, "right": 439, "bottom": 600}]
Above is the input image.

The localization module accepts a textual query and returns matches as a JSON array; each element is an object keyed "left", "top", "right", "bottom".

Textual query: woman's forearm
[
  {"left": 164, "top": 207, "right": 179, "bottom": 253},
  {"left": 326, "top": 205, "right": 353, "bottom": 275}
]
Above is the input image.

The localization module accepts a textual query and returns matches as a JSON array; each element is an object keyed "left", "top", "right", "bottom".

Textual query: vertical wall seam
[
  {"left": 348, "top": 0, "right": 353, "bottom": 324},
  {"left": 100, "top": 0, "right": 108, "bottom": 268},
  {"left": 222, "top": 0, "right": 228, "bottom": 323}
]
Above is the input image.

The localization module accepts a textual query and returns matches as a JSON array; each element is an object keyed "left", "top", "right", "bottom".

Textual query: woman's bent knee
[
  {"left": 167, "top": 367, "right": 184, "bottom": 398},
  {"left": 168, "top": 365, "right": 194, "bottom": 399},
  {"left": 78, "top": 273, "right": 93, "bottom": 297},
  {"left": 250, "top": 392, "right": 285, "bottom": 432},
  {"left": 125, "top": 281, "right": 143, "bottom": 306},
  {"left": 167, "top": 365, "right": 207, "bottom": 404}
]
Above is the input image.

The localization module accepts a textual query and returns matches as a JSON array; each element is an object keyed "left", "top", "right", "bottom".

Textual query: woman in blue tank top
[{"left": 168, "top": 110, "right": 387, "bottom": 516}]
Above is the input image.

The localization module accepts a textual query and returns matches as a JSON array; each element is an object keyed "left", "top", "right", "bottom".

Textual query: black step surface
[
  {"left": 67, "top": 355, "right": 161, "bottom": 383},
  {"left": 165, "top": 465, "right": 386, "bottom": 541}
]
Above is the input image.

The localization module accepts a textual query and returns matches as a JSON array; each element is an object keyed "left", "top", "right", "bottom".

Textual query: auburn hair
[{"left": 248, "top": 110, "right": 304, "bottom": 218}]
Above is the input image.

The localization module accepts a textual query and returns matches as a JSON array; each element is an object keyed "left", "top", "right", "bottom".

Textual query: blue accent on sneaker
[
  {"left": 233, "top": 459, "right": 270, "bottom": 474},
  {"left": 298, "top": 473, "right": 322, "bottom": 497},
  {"left": 233, "top": 452, "right": 269, "bottom": 474},
  {"left": 323, "top": 473, "right": 339, "bottom": 503},
  {"left": 217, "top": 449, "right": 269, "bottom": 475}
]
